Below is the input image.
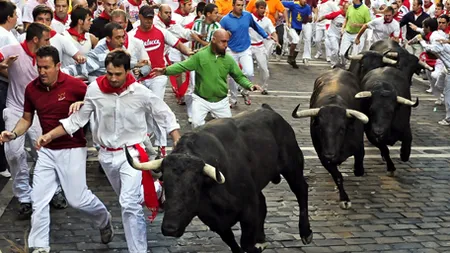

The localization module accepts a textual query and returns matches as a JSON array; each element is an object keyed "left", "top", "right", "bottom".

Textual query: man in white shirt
[
  {"left": 19, "top": 5, "right": 86, "bottom": 67},
  {"left": 51, "top": 0, "right": 71, "bottom": 33},
  {"left": 36, "top": 49, "right": 181, "bottom": 253},
  {"left": 250, "top": 0, "right": 278, "bottom": 95},
  {"left": 355, "top": 6, "right": 400, "bottom": 46},
  {"left": 0, "top": 0, "right": 20, "bottom": 178},
  {"left": 314, "top": 0, "right": 339, "bottom": 60}
]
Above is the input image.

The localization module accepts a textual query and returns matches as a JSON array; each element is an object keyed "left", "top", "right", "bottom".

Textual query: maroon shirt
[{"left": 24, "top": 71, "right": 87, "bottom": 150}]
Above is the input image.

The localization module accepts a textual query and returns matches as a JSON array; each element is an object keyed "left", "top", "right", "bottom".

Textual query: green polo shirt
[
  {"left": 164, "top": 45, "right": 253, "bottom": 102},
  {"left": 345, "top": 4, "right": 371, "bottom": 34}
]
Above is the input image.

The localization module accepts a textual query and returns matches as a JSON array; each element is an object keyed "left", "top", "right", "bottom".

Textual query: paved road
[{"left": 1, "top": 56, "right": 450, "bottom": 253}]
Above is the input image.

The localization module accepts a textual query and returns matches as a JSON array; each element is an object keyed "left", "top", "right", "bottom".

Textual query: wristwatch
[{"left": 12, "top": 131, "right": 17, "bottom": 140}]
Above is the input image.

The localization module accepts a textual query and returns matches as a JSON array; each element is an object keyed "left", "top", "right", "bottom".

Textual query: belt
[
  {"left": 100, "top": 144, "right": 140, "bottom": 152},
  {"left": 251, "top": 41, "right": 264, "bottom": 46}
]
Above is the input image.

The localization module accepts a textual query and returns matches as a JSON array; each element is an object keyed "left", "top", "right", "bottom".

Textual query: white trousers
[
  {"left": 315, "top": 26, "right": 330, "bottom": 58},
  {"left": 185, "top": 71, "right": 196, "bottom": 119},
  {"left": 191, "top": 94, "right": 232, "bottom": 128},
  {"left": 3, "top": 107, "right": 41, "bottom": 203},
  {"left": 326, "top": 34, "right": 341, "bottom": 66},
  {"left": 301, "top": 23, "right": 312, "bottom": 59},
  {"left": 99, "top": 146, "right": 147, "bottom": 253},
  {"left": 251, "top": 44, "right": 270, "bottom": 90},
  {"left": 28, "top": 147, "right": 109, "bottom": 250},
  {"left": 141, "top": 75, "right": 168, "bottom": 101},
  {"left": 339, "top": 32, "right": 358, "bottom": 65},
  {"left": 227, "top": 48, "right": 253, "bottom": 104}
]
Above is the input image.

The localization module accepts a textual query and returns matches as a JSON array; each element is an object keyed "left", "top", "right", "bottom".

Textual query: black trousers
[{"left": 0, "top": 81, "right": 8, "bottom": 172}]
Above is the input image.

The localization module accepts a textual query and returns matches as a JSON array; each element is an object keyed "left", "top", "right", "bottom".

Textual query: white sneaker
[
  {"left": 303, "top": 59, "right": 309, "bottom": 66},
  {"left": 426, "top": 88, "right": 432, "bottom": 93},
  {"left": 275, "top": 54, "right": 281, "bottom": 62},
  {"left": 326, "top": 57, "right": 331, "bottom": 62},
  {"left": 0, "top": 170, "right": 11, "bottom": 177},
  {"left": 32, "top": 248, "right": 50, "bottom": 253},
  {"left": 438, "top": 119, "right": 450, "bottom": 126},
  {"left": 314, "top": 52, "right": 322, "bottom": 59},
  {"left": 435, "top": 98, "right": 443, "bottom": 105}
]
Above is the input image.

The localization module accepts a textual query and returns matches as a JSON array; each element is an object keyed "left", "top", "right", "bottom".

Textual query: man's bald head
[
  {"left": 211, "top": 29, "right": 229, "bottom": 55},
  {"left": 213, "top": 28, "right": 229, "bottom": 40},
  {"left": 159, "top": 4, "right": 171, "bottom": 13},
  {"left": 72, "top": 0, "right": 88, "bottom": 8}
]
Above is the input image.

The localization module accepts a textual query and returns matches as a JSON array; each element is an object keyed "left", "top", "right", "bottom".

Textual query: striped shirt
[
  {"left": 191, "top": 17, "right": 221, "bottom": 50},
  {"left": 420, "top": 40, "right": 450, "bottom": 70}
]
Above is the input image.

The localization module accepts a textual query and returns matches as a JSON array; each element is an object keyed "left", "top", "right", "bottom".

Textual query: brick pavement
[{"left": 1, "top": 57, "right": 450, "bottom": 253}]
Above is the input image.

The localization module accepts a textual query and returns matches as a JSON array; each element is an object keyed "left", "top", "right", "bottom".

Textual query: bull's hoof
[
  {"left": 339, "top": 201, "right": 352, "bottom": 209},
  {"left": 301, "top": 232, "right": 313, "bottom": 245},
  {"left": 255, "top": 242, "right": 269, "bottom": 251},
  {"left": 386, "top": 170, "right": 396, "bottom": 177},
  {"left": 400, "top": 152, "right": 410, "bottom": 162}
]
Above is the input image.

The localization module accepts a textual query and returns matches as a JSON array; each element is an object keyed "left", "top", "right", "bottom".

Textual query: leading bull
[
  {"left": 125, "top": 104, "right": 313, "bottom": 253},
  {"left": 355, "top": 67, "right": 419, "bottom": 175},
  {"left": 292, "top": 69, "right": 369, "bottom": 209}
]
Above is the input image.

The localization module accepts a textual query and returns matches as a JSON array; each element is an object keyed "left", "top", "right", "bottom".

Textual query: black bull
[
  {"left": 292, "top": 69, "right": 369, "bottom": 209},
  {"left": 125, "top": 104, "right": 313, "bottom": 253}
]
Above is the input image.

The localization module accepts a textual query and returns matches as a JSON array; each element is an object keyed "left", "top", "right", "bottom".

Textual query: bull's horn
[
  {"left": 294, "top": 108, "right": 321, "bottom": 118},
  {"left": 355, "top": 91, "right": 372, "bottom": 98},
  {"left": 346, "top": 109, "right": 369, "bottom": 124},
  {"left": 344, "top": 43, "right": 355, "bottom": 60},
  {"left": 347, "top": 54, "right": 363, "bottom": 61},
  {"left": 124, "top": 146, "right": 163, "bottom": 171},
  {"left": 203, "top": 164, "right": 225, "bottom": 184},
  {"left": 385, "top": 52, "right": 398, "bottom": 58},
  {"left": 419, "top": 60, "right": 433, "bottom": 71},
  {"left": 397, "top": 96, "right": 419, "bottom": 107},
  {"left": 382, "top": 56, "right": 397, "bottom": 65}
]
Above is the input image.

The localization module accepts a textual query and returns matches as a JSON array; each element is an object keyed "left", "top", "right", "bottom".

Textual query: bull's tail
[{"left": 262, "top": 103, "right": 274, "bottom": 110}]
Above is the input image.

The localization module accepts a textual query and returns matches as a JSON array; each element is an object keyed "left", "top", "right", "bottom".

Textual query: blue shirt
[
  {"left": 220, "top": 11, "right": 268, "bottom": 52},
  {"left": 282, "top": 2, "right": 312, "bottom": 30}
]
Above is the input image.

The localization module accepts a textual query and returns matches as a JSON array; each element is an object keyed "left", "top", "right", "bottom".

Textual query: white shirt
[
  {"left": 316, "top": 0, "right": 340, "bottom": 28},
  {"left": 153, "top": 0, "right": 179, "bottom": 13},
  {"left": 0, "top": 26, "right": 19, "bottom": 48},
  {"left": 51, "top": 17, "right": 71, "bottom": 34},
  {"left": 60, "top": 82, "right": 180, "bottom": 149},
  {"left": 62, "top": 31, "right": 93, "bottom": 68},
  {"left": 367, "top": 17, "right": 400, "bottom": 41},
  {"left": 22, "top": 0, "right": 54, "bottom": 23},
  {"left": 250, "top": 14, "right": 275, "bottom": 45},
  {"left": 19, "top": 32, "right": 79, "bottom": 66},
  {"left": 127, "top": 35, "right": 150, "bottom": 63}
]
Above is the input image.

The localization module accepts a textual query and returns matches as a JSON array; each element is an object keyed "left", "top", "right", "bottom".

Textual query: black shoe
[
  {"left": 261, "top": 90, "right": 268, "bottom": 95},
  {"left": 18, "top": 203, "right": 32, "bottom": 220},
  {"left": 51, "top": 191, "right": 68, "bottom": 209}
]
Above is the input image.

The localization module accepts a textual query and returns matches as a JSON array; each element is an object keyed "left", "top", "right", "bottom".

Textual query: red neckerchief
[
  {"left": 99, "top": 10, "right": 110, "bottom": 20},
  {"left": 67, "top": 27, "right": 86, "bottom": 42},
  {"left": 54, "top": 12, "right": 69, "bottom": 24},
  {"left": 158, "top": 14, "right": 176, "bottom": 27},
  {"left": 128, "top": 0, "right": 141, "bottom": 6},
  {"left": 174, "top": 8, "right": 189, "bottom": 17},
  {"left": 321, "top": 0, "right": 328, "bottom": 3},
  {"left": 21, "top": 41, "right": 36, "bottom": 65},
  {"left": 424, "top": 2, "right": 432, "bottom": 9},
  {"left": 135, "top": 144, "right": 160, "bottom": 222},
  {"left": 425, "top": 31, "right": 432, "bottom": 41},
  {"left": 96, "top": 72, "right": 135, "bottom": 94},
  {"left": 252, "top": 11, "right": 264, "bottom": 21},
  {"left": 415, "top": 8, "right": 423, "bottom": 16},
  {"left": 445, "top": 26, "right": 450, "bottom": 34},
  {"left": 106, "top": 41, "right": 115, "bottom": 51},
  {"left": 50, "top": 30, "right": 57, "bottom": 38},
  {"left": 124, "top": 33, "right": 129, "bottom": 49}
]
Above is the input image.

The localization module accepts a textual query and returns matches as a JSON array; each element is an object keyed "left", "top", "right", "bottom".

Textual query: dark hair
[
  {"left": 54, "top": 0, "right": 70, "bottom": 6},
  {"left": 436, "top": 3, "right": 444, "bottom": 9},
  {"left": 384, "top": 6, "right": 394, "bottom": 14},
  {"left": 32, "top": 4, "right": 54, "bottom": 21},
  {"left": 104, "top": 22, "right": 123, "bottom": 38},
  {"left": 255, "top": 0, "right": 267, "bottom": 8},
  {"left": 87, "top": 0, "right": 97, "bottom": 8},
  {"left": 70, "top": 6, "right": 91, "bottom": 28},
  {"left": 25, "top": 22, "right": 51, "bottom": 41},
  {"left": 36, "top": 46, "right": 60, "bottom": 65},
  {"left": 423, "top": 17, "right": 438, "bottom": 32},
  {"left": 391, "top": 2, "right": 399, "bottom": 8},
  {"left": 204, "top": 3, "right": 217, "bottom": 15},
  {"left": 0, "top": 1, "right": 17, "bottom": 25},
  {"left": 415, "top": 0, "right": 423, "bottom": 6},
  {"left": 105, "top": 50, "right": 131, "bottom": 71},
  {"left": 232, "top": 0, "right": 244, "bottom": 5},
  {"left": 196, "top": 2, "right": 206, "bottom": 15},
  {"left": 439, "top": 14, "right": 450, "bottom": 23}
]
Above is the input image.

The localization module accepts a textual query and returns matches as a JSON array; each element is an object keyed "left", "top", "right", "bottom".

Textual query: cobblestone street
[{"left": 1, "top": 57, "right": 450, "bottom": 253}]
